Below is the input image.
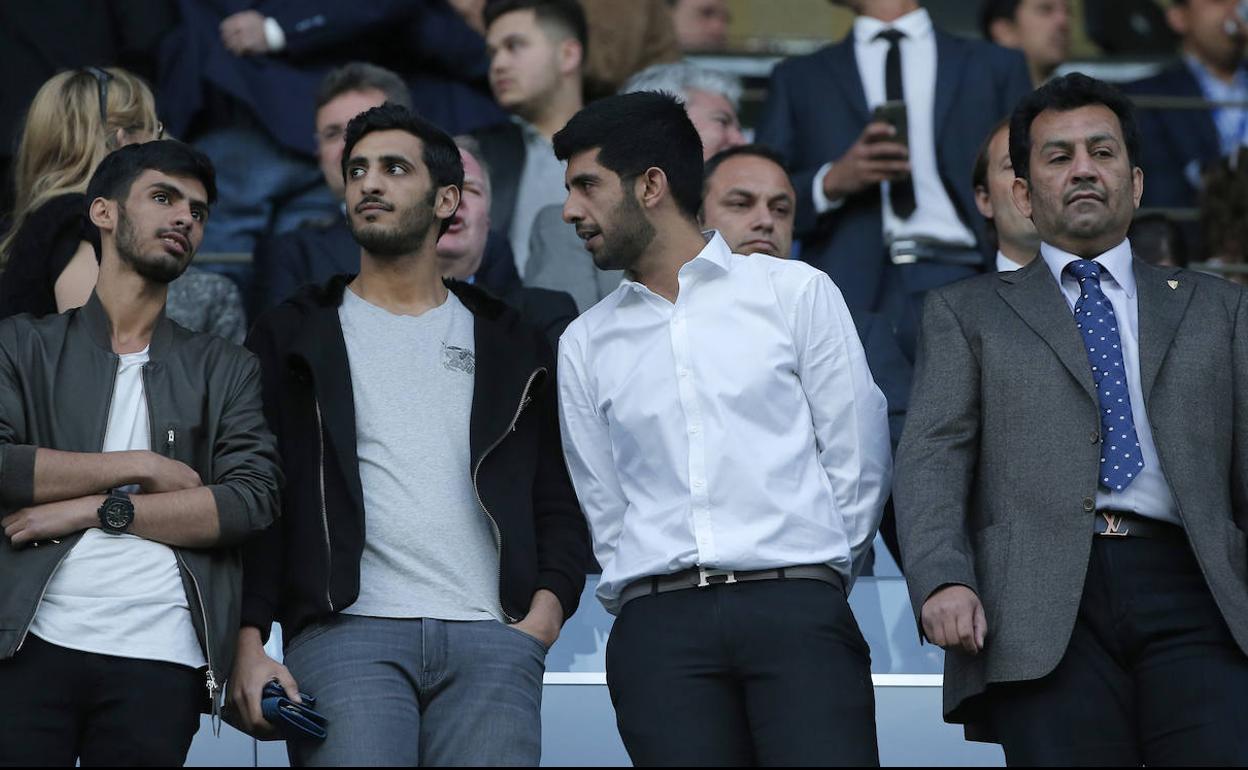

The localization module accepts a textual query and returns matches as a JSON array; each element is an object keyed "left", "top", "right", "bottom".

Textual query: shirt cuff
[
  {"left": 812, "top": 161, "right": 845, "bottom": 214},
  {"left": 263, "top": 17, "right": 286, "bottom": 52}
]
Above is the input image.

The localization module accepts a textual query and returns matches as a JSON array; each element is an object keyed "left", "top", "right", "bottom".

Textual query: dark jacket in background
[
  {"left": 241, "top": 275, "right": 589, "bottom": 643},
  {"left": 757, "top": 31, "right": 1032, "bottom": 317},
  {"left": 0, "top": 194, "right": 94, "bottom": 320}
]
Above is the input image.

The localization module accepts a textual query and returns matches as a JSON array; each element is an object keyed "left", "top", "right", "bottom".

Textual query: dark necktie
[
  {"left": 875, "top": 28, "right": 915, "bottom": 219},
  {"left": 1066, "top": 259, "right": 1144, "bottom": 492}
]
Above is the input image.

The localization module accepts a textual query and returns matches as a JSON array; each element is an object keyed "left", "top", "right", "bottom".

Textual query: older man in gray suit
[{"left": 896, "top": 72, "right": 1248, "bottom": 765}]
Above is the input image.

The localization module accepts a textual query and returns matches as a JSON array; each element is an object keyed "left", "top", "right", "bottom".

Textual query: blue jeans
[
  {"left": 193, "top": 125, "right": 337, "bottom": 255},
  {"left": 282, "top": 615, "right": 547, "bottom": 767}
]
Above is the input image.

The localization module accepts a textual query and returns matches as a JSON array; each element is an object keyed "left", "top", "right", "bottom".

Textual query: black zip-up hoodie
[{"left": 241, "top": 275, "right": 588, "bottom": 642}]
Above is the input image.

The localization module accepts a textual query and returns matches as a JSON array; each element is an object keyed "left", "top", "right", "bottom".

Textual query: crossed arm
[{"left": 1, "top": 447, "right": 222, "bottom": 548}]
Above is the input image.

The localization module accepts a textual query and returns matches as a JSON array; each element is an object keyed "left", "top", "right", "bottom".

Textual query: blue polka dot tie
[{"left": 1066, "top": 259, "right": 1144, "bottom": 492}]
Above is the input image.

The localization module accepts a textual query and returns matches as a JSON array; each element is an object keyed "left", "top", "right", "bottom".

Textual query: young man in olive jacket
[
  {"left": 229, "top": 104, "right": 589, "bottom": 766},
  {"left": 0, "top": 140, "right": 281, "bottom": 766}
]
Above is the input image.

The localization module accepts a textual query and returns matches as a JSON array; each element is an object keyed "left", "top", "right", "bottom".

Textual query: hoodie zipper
[
  {"left": 314, "top": 396, "right": 334, "bottom": 612},
  {"left": 12, "top": 360, "right": 120, "bottom": 656},
  {"left": 472, "top": 368, "right": 544, "bottom": 623}
]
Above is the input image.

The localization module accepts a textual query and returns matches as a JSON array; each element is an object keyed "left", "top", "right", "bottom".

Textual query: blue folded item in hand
[{"left": 261, "top": 680, "right": 329, "bottom": 740}]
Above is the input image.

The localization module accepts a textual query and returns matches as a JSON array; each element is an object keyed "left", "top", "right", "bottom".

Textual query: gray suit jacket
[
  {"left": 896, "top": 256, "right": 1248, "bottom": 732},
  {"left": 525, "top": 205, "right": 623, "bottom": 314}
]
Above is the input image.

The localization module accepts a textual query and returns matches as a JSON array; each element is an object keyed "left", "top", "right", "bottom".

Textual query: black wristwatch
[{"left": 97, "top": 489, "right": 134, "bottom": 534}]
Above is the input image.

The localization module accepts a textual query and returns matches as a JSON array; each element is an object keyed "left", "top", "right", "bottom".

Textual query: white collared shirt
[
  {"left": 558, "top": 232, "right": 893, "bottom": 614},
  {"left": 812, "top": 7, "right": 977, "bottom": 248},
  {"left": 1038, "top": 239, "right": 1180, "bottom": 524},
  {"left": 996, "top": 250, "right": 1024, "bottom": 272}
]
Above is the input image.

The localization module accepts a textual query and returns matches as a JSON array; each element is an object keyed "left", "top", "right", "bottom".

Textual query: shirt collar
[
  {"left": 853, "top": 7, "right": 932, "bottom": 46},
  {"left": 996, "top": 250, "right": 1023, "bottom": 272},
  {"left": 1039, "top": 238, "right": 1136, "bottom": 298},
  {"left": 1183, "top": 53, "right": 1248, "bottom": 94},
  {"left": 510, "top": 114, "right": 549, "bottom": 145},
  {"left": 618, "top": 231, "right": 734, "bottom": 296}
]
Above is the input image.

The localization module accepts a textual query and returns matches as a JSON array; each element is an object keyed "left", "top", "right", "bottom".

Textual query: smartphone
[{"left": 871, "top": 100, "right": 909, "bottom": 150}]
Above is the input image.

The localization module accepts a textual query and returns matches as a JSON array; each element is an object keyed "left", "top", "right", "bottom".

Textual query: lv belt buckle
[
  {"left": 697, "top": 566, "right": 737, "bottom": 588},
  {"left": 1100, "top": 512, "right": 1130, "bottom": 537}
]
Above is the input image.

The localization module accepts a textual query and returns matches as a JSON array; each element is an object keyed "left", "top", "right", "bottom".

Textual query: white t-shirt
[{"left": 29, "top": 348, "right": 205, "bottom": 669}]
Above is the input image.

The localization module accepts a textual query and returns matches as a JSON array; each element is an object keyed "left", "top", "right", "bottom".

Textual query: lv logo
[{"left": 1101, "top": 512, "right": 1130, "bottom": 536}]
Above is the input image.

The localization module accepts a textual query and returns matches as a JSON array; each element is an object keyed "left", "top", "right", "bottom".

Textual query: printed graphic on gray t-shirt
[{"left": 339, "top": 287, "right": 503, "bottom": 621}]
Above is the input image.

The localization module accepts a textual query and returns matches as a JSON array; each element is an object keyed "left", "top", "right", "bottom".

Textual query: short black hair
[
  {"left": 484, "top": 0, "right": 588, "bottom": 53},
  {"left": 1129, "top": 212, "right": 1188, "bottom": 268},
  {"left": 341, "top": 104, "right": 464, "bottom": 237},
  {"left": 553, "top": 91, "right": 704, "bottom": 219},
  {"left": 1008, "top": 72, "right": 1140, "bottom": 182},
  {"left": 703, "top": 144, "right": 790, "bottom": 191},
  {"left": 85, "top": 140, "right": 217, "bottom": 211},
  {"left": 316, "top": 62, "right": 413, "bottom": 112},
  {"left": 980, "top": 0, "right": 1022, "bottom": 41}
]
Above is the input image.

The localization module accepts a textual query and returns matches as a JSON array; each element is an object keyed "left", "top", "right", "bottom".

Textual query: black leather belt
[
  {"left": 887, "top": 238, "right": 983, "bottom": 267},
  {"left": 1094, "top": 510, "right": 1185, "bottom": 540},
  {"left": 618, "top": 564, "right": 844, "bottom": 609}
]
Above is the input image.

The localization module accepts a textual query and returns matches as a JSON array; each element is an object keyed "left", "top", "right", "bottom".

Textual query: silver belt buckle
[
  {"left": 889, "top": 238, "right": 920, "bottom": 265},
  {"left": 697, "top": 566, "right": 737, "bottom": 587}
]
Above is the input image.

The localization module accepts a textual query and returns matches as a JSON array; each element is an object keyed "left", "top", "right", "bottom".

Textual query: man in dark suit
[
  {"left": 896, "top": 72, "right": 1248, "bottom": 764},
  {"left": 1123, "top": 0, "right": 1247, "bottom": 227},
  {"left": 756, "top": 0, "right": 1032, "bottom": 359}
]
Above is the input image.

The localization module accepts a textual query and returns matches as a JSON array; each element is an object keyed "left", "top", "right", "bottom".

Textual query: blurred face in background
[
  {"left": 1168, "top": 0, "right": 1247, "bottom": 75},
  {"left": 316, "top": 88, "right": 389, "bottom": 200},
  {"left": 684, "top": 89, "right": 746, "bottom": 160},
  {"left": 437, "top": 148, "right": 492, "bottom": 278},
  {"left": 672, "top": 0, "right": 731, "bottom": 51},
  {"left": 486, "top": 9, "right": 580, "bottom": 121},
  {"left": 975, "top": 125, "right": 1040, "bottom": 260},
  {"left": 701, "top": 154, "right": 795, "bottom": 258},
  {"left": 990, "top": 0, "right": 1072, "bottom": 81}
]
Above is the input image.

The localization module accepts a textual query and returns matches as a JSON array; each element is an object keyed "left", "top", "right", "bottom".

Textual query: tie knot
[
  {"left": 1066, "top": 259, "right": 1102, "bottom": 283},
  {"left": 875, "top": 28, "right": 906, "bottom": 45}
]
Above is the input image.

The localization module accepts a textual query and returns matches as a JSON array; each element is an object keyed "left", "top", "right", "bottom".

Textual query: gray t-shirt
[{"left": 339, "top": 286, "right": 503, "bottom": 621}]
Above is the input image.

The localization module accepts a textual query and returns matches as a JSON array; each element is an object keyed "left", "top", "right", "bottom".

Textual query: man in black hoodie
[{"left": 228, "top": 104, "right": 588, "bottom": 766}]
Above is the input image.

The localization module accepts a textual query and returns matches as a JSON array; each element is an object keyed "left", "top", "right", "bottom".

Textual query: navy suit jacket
[
  {"left": 1123, "top": 63, "right": 1222, "bottom": 214},
  {"left": 158, "top": 0, "right": 504, "bottom": 157},
  {"left": 756, "top": 30, "right": 1032, "bottom": 316}
]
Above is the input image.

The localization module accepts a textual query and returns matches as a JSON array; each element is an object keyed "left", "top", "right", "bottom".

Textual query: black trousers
[
  {"left": 0, "top": 635, "right": 203, "bottom": 767},
  {"left": 986, "top": 534, "right": 1248, "bottom": 766},
  {"left": 606, "top": 578, "right": 879, "bottom": 767}
]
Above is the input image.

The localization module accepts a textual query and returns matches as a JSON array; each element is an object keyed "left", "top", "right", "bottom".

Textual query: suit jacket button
[
  {"left": 1090, "top": 430, "right": 1100, "bottom": 444},
  {"left": 1083, "top": 497, "right": 1095, "bottom": 512}
]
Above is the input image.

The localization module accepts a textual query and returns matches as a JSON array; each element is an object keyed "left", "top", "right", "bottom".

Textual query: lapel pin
[{"left": 1167, "top": 280, "right": 1179, "bottom": 290}]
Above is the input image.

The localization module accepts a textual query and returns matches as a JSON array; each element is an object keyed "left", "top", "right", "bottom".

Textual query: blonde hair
[{"left": 1, "top": 67, "right": 159, "bottom": 265}]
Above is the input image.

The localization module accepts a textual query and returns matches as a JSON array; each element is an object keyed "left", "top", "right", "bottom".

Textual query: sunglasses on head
[{"left": 81, "top": 66, "right": 164, "bottom": 140}]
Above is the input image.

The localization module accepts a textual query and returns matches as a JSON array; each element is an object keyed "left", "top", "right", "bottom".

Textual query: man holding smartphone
[{"left": 758, "top": 0, "right": 1032, "bottom": 359}]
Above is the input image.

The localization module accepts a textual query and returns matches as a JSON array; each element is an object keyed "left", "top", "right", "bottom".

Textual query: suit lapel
[
  {"left": 824, "top": 39, "right": 870, "bottom": 125},
  {"left": 932, "top": 31, "right": 969, "bottom": 141},
  {"left": 1135, "top": 260, "right": 1193, "bottom": 400},
  {"left": 997, "top": 259, "right": 1097, "bottom": 403}
]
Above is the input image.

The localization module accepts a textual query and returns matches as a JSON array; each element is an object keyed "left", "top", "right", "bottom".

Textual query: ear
[
  {"left": 1131, "top": 165, "right": 1144, "bottom": 210},
  {"left": 1011, "top": 176, "right": 1033, "bottom": 220},
  {"left": 974, "top": 185, "right": 995, "bottom": 220},
  {"left": 636, "top": 167, "right": 668, "bottom": 211},
  {"left": 559, "top": 38, "right": 583, "bottom": 77},
  {"left": 435, "top": 184, "right": 462, "bottom": 225},
  {"left": 88, "top": 197, "right": 116, "bottom": 233},
  {"left": 989, "top": 18, "right": 1020, "bottom": 48}
]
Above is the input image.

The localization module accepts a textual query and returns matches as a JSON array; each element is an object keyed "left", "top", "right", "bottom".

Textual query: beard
[
  {"left": 115, "top": 205, "right": 188, "bottom": 284},
  {"left": 593, "top": 191, "right": 656, "bottom": 272},
  {"left": 349, "top": 189, "right": 437, "bottom": 260}
]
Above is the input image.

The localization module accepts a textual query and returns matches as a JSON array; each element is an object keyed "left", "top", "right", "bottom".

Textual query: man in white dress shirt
[
  {"left": 554, "top": 92, "right": 893, "bottom": 766},
  {"left": 972, "top": 119, "right": 1041, "bottom": 272}
]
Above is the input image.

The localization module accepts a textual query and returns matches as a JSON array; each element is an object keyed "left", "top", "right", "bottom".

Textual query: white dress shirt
[
  {"left": 558, "top": 232, "right": 893, "bottom": 614},
  {"left": 996, "top": 250, "right": 1024, "bottom": 272},
  {"left": 1039, "top": 239, "right": 1180, "bottom": 524},
  {"left": 812, "top": 8, "right": 977, "bottom": 248}
]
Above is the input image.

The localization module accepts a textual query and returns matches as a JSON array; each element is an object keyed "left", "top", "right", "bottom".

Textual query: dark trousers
[
  {"left": 606, "top": 578, "right": 879, "bottom": 767},
  {"left": 0, "top": 635, "right": 203, "bottom": 767},
  {"left": 986, "top": 534, "right": 1248, "bottom": 766},
  {"left": 879, "top": 259, "right": 980, "bottom": 362}
]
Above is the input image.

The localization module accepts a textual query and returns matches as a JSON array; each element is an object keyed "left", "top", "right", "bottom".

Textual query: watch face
[{"left": 102, "top": 498, "right": 133, "bottom": 530}]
